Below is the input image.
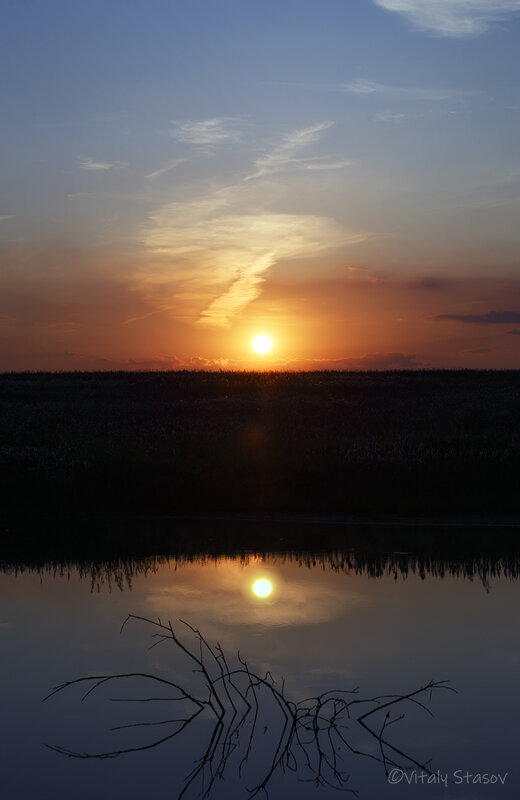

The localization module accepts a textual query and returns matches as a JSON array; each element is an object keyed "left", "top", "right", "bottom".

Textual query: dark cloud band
[{"left": 436, "top": 311, "right": 520, "bottom": 325}]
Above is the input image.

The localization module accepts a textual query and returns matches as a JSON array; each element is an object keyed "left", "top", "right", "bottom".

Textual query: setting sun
[{"left": 252, "top": 335, "right": 273, "bottom": 355}]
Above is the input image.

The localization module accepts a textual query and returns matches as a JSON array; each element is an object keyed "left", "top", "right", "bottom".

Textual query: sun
[
  {"left": 252, "top": 335, "right": 272, "bottom": 355},
  {"left": 253, "top": 579, "right": 272, "bottom": 597}
]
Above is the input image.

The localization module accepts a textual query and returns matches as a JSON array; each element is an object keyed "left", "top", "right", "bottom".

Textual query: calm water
[{"left": 1, "top": 525, "right": 519, "bottom": 799}]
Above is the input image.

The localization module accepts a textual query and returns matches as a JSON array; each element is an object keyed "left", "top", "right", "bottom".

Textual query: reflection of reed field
[
  {"left": 1, "top": 370, "right": 520, "bottom": 515},
  {"left": 44, "top": 615, "right": 453, "bottom": 799},
  {"left": 2, "top": 517, "right": 520, "bottom": 591}
]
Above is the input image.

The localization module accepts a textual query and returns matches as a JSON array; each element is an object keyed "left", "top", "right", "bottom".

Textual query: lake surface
[{"left": 1, "top": 520, "right": 519, "bottom": 799}]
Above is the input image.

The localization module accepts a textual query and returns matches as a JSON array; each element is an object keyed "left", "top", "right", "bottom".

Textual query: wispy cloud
[
  {"left": 244, "top": 122, "right": 339, "bottom": 180},
  {"left": 344, "top": 79, "right": 476, "bottom": 101},
  {"left": 302, "top": 158, "right": 355, "bottom": 171},
  {"left": 169, "top": 355, "right": 240, "bottom": 370},
  {"left": 134, "top": 120, "right": 361, "bottom": 327},
  {"left": 77, "top": 157, "right": 121, "bottom": 171},
  {"left": 145, "top": 158, "right": 186, "bottom": 180},
  {"left": 0, "top": 215, "right": 15, "bottom": 221},
  {"left": 373, "top": 0, "right": 520, "bottom": 37},
  {"left": 375, "top": 110, "right": 409, "bottom": 122},
  {"left": 436, "top": 310, "right": 520, "bottom": 324},
  {"left": 140, "top": 182, "right": 367, "bottom": 327},
  {"left": 170, "top": 117, "right": 242, "bottom": 145}
]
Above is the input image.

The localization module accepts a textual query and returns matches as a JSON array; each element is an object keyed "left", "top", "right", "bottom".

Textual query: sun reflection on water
[{"left": 252, "top": 578, "right": 272, "bottom": 597}]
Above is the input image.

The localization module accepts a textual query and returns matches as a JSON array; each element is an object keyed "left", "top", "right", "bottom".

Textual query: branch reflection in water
[{"left": 43, "top": 615, "right": 454, "bottom": 799}]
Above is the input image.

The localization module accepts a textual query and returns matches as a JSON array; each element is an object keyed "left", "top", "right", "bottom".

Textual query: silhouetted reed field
[{"left": 1, "top": 369, "right": 519, "bottom": 514}]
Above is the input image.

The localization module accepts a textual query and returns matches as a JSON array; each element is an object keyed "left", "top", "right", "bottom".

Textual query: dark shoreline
[
  {"left": 1, "top": 369, "right": 519, "bottom": 515},
  {"left": 2, "top": 512, "right": 519, "bottom": 574}
]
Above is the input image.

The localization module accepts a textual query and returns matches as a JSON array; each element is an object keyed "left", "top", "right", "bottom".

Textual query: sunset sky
[{"left": 1, "top": 0, "right": 520, "bottom": 370}]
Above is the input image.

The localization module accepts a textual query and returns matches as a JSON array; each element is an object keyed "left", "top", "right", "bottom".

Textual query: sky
[{"left": 1, "top": 0, "right": 520, "bottom": 370}]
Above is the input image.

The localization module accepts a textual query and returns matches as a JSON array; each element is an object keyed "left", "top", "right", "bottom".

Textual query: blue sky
[{"left": 1, "top": 0, "right": 520, "bottom": 369}]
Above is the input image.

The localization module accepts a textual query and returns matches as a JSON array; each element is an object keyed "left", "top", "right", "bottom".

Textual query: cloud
[
  {"left": 101, "top": 356, "right": 181, "bottom": 370},
  {"left": 141, "top": 180, "right": 367, "bottom": 327},
  {"left": 436, "top": 311, "right": 520, "bottom": 324},
  {"left": 373, "top": 0, "right": 520, "bottom": 37},
  {"left": 145, "top": 560, "right": 361, "bottom": 631},
  {"left": 508, "top": 329, "right": 520, "bottom": 335},
  {"left": 245, "top": 122, "right": 338, "bottom": 180},
  {"left": 77, "top": 157, "right": 121, "bottom": 171},
  {"left": 0, "top": 215, "right": 15, "bottom": 221},
  {"left": 302, "top": 159, "right": 355, "bottom": 171},
  {"left": 170, "top": 118, "right": 242, "bottom": 145},
  {"left": 307, "top": 352, "right": 423, "bottom": 369},
  {"left": 257, "top": 352, "right": 424, "bottom": 370},
  {"left": 406, "top": 277, "right": 450, "bottom": 290},
  {"left": 55, "top": 352, "right": 424, "bottom": 372},
  {"left": 342, "top": 271, "right": 454, "bottom": 291},
  {"left": 50, "top": 354, "right": 189, "bottom": 371},
  {"left": 145, "top": 158, "right": 186, "bottom": 180},
  {"left": 375, "top": 110, "right": 409, "bottom": 122},
  {"left": 137, "top": 120, "right": 364, "bottom": 326},
  {"left": 64, "top": 353, "right": 245, "bottom": 371},
  {"left": 344, "top": 79, "right": 475, "bottom": 101},
  {"left": 169, "top": 355, "right": 239, "bottom": 370},
  {"left": 142, "top": 196, "right": 365, "bottom": 326}
]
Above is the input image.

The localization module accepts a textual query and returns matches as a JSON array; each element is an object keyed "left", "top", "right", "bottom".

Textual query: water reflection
[
  {"left": 1, "top": 519, "right": 519, "bottom": 798},
  {"left": 44, "top": 614, "right": 454, "bottom": 799},
  {"left": 252, "top": 578, "right": 272, "bottom": 597},
  {"left": 2, "top": 543, "right": 519, "bottom": 594},
  {"left": 3, "top": 515, "right": 520, "bottom": 586}
]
